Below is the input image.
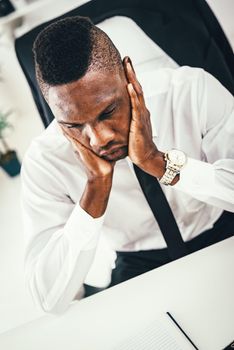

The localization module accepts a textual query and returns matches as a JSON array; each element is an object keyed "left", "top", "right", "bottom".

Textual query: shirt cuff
[
  {"left": 64, "top": 204, "right": 105, "bottom": 250},
  {"left": 174, "top": 157, "right": 215, "bottom": 192}
]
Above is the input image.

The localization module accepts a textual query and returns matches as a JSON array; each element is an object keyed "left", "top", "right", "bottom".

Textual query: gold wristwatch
[{"left": 159, "top": 149, "right": 187, "bottom": 186}]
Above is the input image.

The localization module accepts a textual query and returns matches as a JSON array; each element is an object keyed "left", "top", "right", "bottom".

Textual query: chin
[{"left": 115, "top": 152, "right": 128, "bottom": 161}]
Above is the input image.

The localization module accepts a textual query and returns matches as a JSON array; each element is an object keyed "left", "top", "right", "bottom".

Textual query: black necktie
[{"left": 133, "top": 164, "right": 188, "bottom": 260}]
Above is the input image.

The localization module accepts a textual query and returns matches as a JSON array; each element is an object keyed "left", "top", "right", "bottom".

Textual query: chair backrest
[{"left": 15, "top": 0, "right": 234, "bottom": 128}]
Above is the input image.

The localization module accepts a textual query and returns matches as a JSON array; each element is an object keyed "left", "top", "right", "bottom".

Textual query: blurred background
[{"left": 0, "top": 0, "right": 233, "bottom": 334}]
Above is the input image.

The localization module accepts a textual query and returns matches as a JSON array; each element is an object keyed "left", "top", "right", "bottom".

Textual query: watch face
[{"left": 168, "top": 150, "right": 186, "bottom": 166}]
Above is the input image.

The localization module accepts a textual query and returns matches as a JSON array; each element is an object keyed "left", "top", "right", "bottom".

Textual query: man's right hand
[
  {"left": 67, "top": 134, "right": 115, "bottom": 181},
  {"left": 62, "top": 130, "right": 115, "bottom": 218}
]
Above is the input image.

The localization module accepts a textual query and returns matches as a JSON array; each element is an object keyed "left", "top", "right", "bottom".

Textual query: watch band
[
  {"left": 159, "top": 150, "right": 184, "bottom": 186},
  {"left": 159, "top": 166, "right": 179, "bottom": 185}
]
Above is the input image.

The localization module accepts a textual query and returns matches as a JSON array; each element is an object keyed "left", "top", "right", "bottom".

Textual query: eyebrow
[{"left": 57, "top": 101, "right": 116, "bottom": 126}]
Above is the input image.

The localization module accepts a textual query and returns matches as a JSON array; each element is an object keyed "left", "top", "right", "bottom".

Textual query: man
[{"left": 21, "top": 16, "right": 234, "bottom": 314}]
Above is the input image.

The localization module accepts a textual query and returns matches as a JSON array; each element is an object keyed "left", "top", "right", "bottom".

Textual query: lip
[
  {"left": 99, "top": 146, "right": 128, "bottom": 161},
  {"left": 99, "top": 146, "right": 124, "bottom": 157}
]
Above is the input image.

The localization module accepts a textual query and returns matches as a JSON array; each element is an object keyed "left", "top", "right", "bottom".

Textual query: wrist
[
  {"left": 139, "top": 150, "right": 166, "bottom": 178},
  {"left": 138, "top": 150, "right": 180, "bottom": 185},
  {"left": 80, "top": 175, "right": 113, "bottom": 218},
  {"left": 87, "top": 174, "right": 113, "bottom": 192},
  {"left": 159, "top": 149, "right": 187, "bottom": 186}
]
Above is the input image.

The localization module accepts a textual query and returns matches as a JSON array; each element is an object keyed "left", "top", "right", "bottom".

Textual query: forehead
[{"left": 48, "top": 70, "right": 124, "bottom": 122}]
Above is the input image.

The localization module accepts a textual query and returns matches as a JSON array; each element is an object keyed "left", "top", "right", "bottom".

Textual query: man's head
[{"left": 33, "top": 16, "right": 132, "bottom": 161}]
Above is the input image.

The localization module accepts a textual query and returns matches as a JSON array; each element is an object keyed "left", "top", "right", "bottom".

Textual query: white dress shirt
[{"left": 21, "top": 66, "right": 234, "bottom": 313}]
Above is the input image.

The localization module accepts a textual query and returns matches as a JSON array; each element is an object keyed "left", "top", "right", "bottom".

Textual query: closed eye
[
  {"left": 99, "top": 107, "right": 115, "bottom": 121},
  {"left": 64, "top": 106, "right": 116, "bottom": 128},
  {"left": 67, "top": 123, "right": 83, "bottom": 129}
]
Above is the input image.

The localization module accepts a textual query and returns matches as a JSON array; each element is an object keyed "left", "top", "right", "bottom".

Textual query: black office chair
[{"left": 15, "top": 0, "right": 234, "bottom": 128}]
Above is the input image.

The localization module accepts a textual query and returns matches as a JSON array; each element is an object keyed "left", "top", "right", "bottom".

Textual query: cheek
[
  {"left": 112, "top": 110, "right": 130, "bottom": 138},
  {"left": 118, "top": 101, "right": 131, "bottom": 137},
  {"left": 66, "top": 128, "right": 87, "bottom": 145},
  {"left": 66, "top": 128, "right": 80, "bottom": 139}
]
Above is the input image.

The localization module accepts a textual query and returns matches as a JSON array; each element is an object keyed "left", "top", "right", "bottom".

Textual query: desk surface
[{"left": 0, "top": 237, "right": 233, "bottom": 350}]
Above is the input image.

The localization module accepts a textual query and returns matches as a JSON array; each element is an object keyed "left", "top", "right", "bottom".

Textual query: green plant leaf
[{"left": 0, "top": 110, "right": 13, "bottom": 139}]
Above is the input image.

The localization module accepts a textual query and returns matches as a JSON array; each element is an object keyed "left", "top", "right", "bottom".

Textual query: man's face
[{"left": 48, "top": 66, "right": 131, "bottom": 162}]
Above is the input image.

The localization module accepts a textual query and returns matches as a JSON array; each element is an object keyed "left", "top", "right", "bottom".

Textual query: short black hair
[{"left": 33, "top": 16, "right": 122, "bottom": 98}]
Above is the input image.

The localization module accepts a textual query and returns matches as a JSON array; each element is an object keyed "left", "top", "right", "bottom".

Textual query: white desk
[{"left": 0, "top": 237, "right": 233, "bottom": 350}]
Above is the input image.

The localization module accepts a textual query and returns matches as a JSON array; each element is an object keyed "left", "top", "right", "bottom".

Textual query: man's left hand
[{"left": 124, "top": 57, "right": 165, "bottom": 178}]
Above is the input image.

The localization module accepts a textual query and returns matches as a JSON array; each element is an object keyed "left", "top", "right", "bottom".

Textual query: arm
[
  {"left": 172, "top": 70, "right": 234, "bottom": 211},
  {"left": 124, "top": 59, "right": 234, "bottom": 212},
  {"left": 65, "top": 136, "right": 115, "bottom": 218},
  {"left": 21, "top": 143, "right": 113, "bottom": 314}
]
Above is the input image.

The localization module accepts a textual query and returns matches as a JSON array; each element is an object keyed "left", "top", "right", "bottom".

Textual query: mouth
[{"left": 100, "top": 146, "right": 128, "bottom": 161}]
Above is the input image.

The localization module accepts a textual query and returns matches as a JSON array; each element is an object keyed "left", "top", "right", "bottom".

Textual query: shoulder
[
  {"left": 138, "top": 66, "right": 205, "bottom": 98},
  {"left": 22, "top": 119, "right": 69, "bottom": 163},
  {"left": 21, "top": 119, "right": 75, "bottom": 181}
]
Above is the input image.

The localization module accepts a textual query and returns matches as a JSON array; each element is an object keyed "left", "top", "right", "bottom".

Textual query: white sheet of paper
[{"left": 112, "top": 313, "right": 195, "bottom": 350}]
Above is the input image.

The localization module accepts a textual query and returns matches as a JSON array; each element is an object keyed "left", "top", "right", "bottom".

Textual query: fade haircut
[{"left": 33, "top": 16, "right": 123, "bottom": 99}]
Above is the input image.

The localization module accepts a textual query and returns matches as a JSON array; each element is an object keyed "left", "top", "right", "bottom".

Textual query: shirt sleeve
[
  {"left": 174, "top": 70, "right": 234, "bottom": 212},
  {"left": 21, "top": 149, "right": 105, "bottom": 314}
]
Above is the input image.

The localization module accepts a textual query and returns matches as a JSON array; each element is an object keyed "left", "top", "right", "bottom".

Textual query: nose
[{"left": 86, "top": 124, "right": 115, "bottom": 150}]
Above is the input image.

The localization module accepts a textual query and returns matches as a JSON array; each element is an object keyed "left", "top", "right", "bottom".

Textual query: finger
[
  {"left": 71, "top": 137, "right": 101, "bottom": 166},
  {"left": 60, "top": 127, "right": 82, "bottom": 150},
  {"left": 127, "top": 83, "right": 141, "bottom": 121},
  {"left": 69, "top": 138, "right": 92, "bottom": 164},
  {"left": 67, "top": 134, "right": 79, "bottom": 150},
  {"left": 60, "top": 127, "right": 84, "bottom": 156},
  {"left": 66, "top": 136, "right": 82, "bottom": 160},
  {"left": 126, "top": 62, "right": 141, "bottom": 93},
  {"left": 69, "top": 137, "right": 89, "bottom": 157},
  {"left": 125, "top": 60, "right": 144, "bottom": 99},
  {"left": 59, "top": 125, "right": 77, "bottom": 146},
  {"left": 60, "top": 124, "right": 68, "bottom": 138}
]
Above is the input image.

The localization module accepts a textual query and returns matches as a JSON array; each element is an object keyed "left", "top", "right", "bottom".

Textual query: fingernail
[{"left": 128, "top": 83, "right": 135, "bottom": 95}]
